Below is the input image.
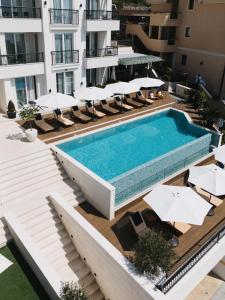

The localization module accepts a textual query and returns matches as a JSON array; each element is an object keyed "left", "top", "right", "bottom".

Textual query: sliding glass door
[
  {"left": 5, "top": 33, "right": 26, "bottom": 64},
  {"left": 15, "top": 76, "right": 36, "bottom": 108},
  {"left": 56, "top": 72, "right": 74, "bottom": 95},
  {"left": 53, "top": 0, "right": 72, "bottom": 23},
  {"left": 55, "top": 33, "right": 73, "bottom": 64}
]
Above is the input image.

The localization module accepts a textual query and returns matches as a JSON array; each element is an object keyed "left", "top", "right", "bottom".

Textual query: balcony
[
  {"left": 0, "top": 6, "right": 42, "bottom": 32},
  {"left": 149, "top": 38, "right": 176, "bottom": 52},
  {"left": 51, "top": 50, "right": 79, "bottom": 65},
  {"left": 49, "top": 9, "right": 79, "bottom": 27},
  {"left": 85, "top": 46, "right": 118, "bottom": 69},
  {"left": 85, "top": 10, "right": 120, "bottom": 32},
  {"left": 150, "top": 11, "right": 179, "bottom": 26},
  {"left": 0, "top": 52, "right": 44, "bottom": 79}
]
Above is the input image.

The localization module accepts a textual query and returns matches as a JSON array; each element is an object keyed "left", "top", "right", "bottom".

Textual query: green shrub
[
  {"left": 60, "top": 282, "right": 88, "bottom": 300},
  {"left": 133, "top": 231, "right": 176, "bottom": 276},
  {"left": 7, "top": 100, "right": 16, "bottom": 112},
  {"left": 19, "top": 103, "right": 40, "bottom": 129}
]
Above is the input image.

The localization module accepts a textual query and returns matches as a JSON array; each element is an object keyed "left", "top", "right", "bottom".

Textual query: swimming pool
[{"left": 57, "top": 109, "right": 214, "bottom": 206}]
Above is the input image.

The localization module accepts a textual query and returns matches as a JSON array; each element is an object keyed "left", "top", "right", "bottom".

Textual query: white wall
[
  {"left": 0, "top": 19, "right": 42, "bottom": 33},
  {"left": 50, "top": 192, "right": 164, "bottom": 300},
  {"left": 4, "top": 211, "right": 61, "bottom": 300},
  {"left": 52, "top": 146, "right": 115, "bottom": 220}
]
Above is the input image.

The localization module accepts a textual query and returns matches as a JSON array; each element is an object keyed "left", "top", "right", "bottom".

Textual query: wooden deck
[
  {"left": 17, "top": 96, "right": 204, "bottom": 144},
  {"left": 76, "top": 156, "right": 225, "bottom": 274}
]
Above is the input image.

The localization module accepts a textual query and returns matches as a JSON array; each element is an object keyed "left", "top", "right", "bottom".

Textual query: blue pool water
[{"left": 57, "top": 109, "right": 209, "bottom": 182}]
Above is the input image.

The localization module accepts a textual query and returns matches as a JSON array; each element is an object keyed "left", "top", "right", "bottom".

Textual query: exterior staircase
[
  {"left": 15, "top": 197, "right": 104, "bottom": 300},
  {"left": 0, "top": 147, "right": 85, "bottom": 246},
  {"left": 126, "top": 23, "right": 154, "bottom": 50}
]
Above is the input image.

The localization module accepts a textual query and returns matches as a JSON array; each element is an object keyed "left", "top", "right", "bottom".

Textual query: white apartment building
[{"left": 0, "top": 0, "right": 120, "bottom": 112}]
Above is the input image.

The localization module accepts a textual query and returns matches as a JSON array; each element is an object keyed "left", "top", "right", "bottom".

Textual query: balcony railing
[
  {"left": 168, "top": 39, "right": 176, "bottom": 45},
  {"left": 49, "top": 9, "right": 79, "bottom": 25},
  {"left": 86, "top": 47, "right": 118, "bottom": 58},
  {"left": 0, "top": 52, "right": 44, "bottom": 65},
  {"left": 85, "top": 10, "right": 118, "bottom": 20},
  {"left": 0, "top": 6, "right": 41, "bottom": 18},
  {"left": 51, "top": 50, "right": 79, "bottom": 65},
  {"left": 156, "top": 222, "right": 225, "bottom": 294}
]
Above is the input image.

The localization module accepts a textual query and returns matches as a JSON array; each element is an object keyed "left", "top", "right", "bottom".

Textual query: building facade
[
  {"left": 121, "top": 0, "right": 225, "bottom": 97},
  {"left": 0, "top": 0, "right": 120, "bottom": 112}
]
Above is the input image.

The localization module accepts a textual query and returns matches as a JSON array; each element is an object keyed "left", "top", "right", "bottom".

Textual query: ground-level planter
[
  {"left": 25, "top": 128, "right": 38, "bottom": 142},
  {"left": 7, "top": 111, "right": 17, "bottom": 119}
]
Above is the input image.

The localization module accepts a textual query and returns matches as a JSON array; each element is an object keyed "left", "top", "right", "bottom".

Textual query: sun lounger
[
  {"left": 136, "top": 91, "right": 154, "bottom": 105},
  {"left": 86, "top": 102, "right": 105, "bottom": 118},
  {"left": 100, "top": 100, "right": 119, "bottom": 115},
  {"left": 129, "top": 211, "right": 150, "bottom": 238},
  {"left": 194, "top": 186, "right": 223, "bottom": 207},
  {"left": 34, "top": 114, "right": 54, "bottom": 133},
  {"left": 53, "top": 109, "right": 74, "bottom": 127},
  {"left": 114, "top": 96, "right": 133, "bottom": 111},
  {"left": 125, "top": 94, "right": 143, "bottom": 108},
  {"left": 149, "top": 92, "right": 159, "bottom": 100},
  {"left": 71, "top": 106, "right": 91, "bottom": 123},
  {"left": 168, "top": 221, "right": 191, "bottom": 234}
]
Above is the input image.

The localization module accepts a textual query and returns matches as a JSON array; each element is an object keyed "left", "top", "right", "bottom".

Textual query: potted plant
[
  {"left": 7, "top": 100, "right": 16, "bottom": 119},
  {"left": 133, "top": 231, "right": 176, "bottom": 277},
  {"left": 19, "top": 102, "right": 40, "bottom": 142},
  {"left": 60, "top": 282, "right": 88, "bottom": 300}
]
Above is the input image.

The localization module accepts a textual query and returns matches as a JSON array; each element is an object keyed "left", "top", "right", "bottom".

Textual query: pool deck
[
  {"left": 76, "top": 155, "right": 225, "bottom": 275},
  {"left": 17, "top": 95, "right": 205, "bottom": 144}
]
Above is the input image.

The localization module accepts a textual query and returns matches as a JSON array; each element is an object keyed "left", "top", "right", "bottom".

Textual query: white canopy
[
  {"left": 130, "top": 77, "right": 164, "bottom": 89},
  {"left": 74, "top": 87, "right": 112, "bottom": 102},
  {"left": 35, "top": 93, "right": 78, "bottom": 110},
  {"left": 213, "top": 145, "right": 225, "bottom": 165},
  {"left": 189, "top": 164, "right": 225, "bottom": 196},
  {"left": 144, "top": 185, "right": 212, "bottom": 225},
  {"left": 105, "top": 81, "right": 140, "bottom": 95}
]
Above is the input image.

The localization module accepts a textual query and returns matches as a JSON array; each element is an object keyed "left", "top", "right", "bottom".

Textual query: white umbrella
[
  {"left": 105, "top": 81, "right": 139, "bottom": 95},
  {"left": 74, "top": 87, "right": 113, "bottom": 121},
  {"left": 189, "top": 164, "right": 225, "bottom": 196},
  {"left": 74, "top": 87, "right": 112, "bottom": 101},
  {"left": 130, "top": 77, "right": 164, "bottom": 89},
  {"left": 144, "top": 185, "right": 212, "bottom": 225},
  {"left": 213, "top": 145, "right": 225, "bottom": 165},
  {"left": 35, "top": 93, "right": 78, "bottom": 110}
]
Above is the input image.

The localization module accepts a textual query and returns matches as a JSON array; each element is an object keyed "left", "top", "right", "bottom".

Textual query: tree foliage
[
  {"left": 7, "top": 100, "right": 16, "bottom": 112},
  {"left": 113, "top": 0, "right": 147, "bottom": 9},
  {"left": 133, "top": 231, "right": 176, "bottom": 276},
  {"left": 60, "top": 282, "right": 88, "bottom": 300}
]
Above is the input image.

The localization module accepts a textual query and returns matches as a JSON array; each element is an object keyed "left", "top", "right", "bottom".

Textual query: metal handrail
[
  {"left": 156, "top": 222, "right": 225, "bottom": 293},
  {"left": 85, "top": 46, "right": 118, "bottom": 58},
  {"left": 0, "top": 52, "right": 44, "bottom": 65},
  {"left": 49, "top": 8, "right": 79, "bottom": 25},
  {"left": 51, "top": 50, "right": 79, "bottom": 65},
  {"left": 0, "top": 6, "right": 41, "bottom": 18},
  {"left": 85, "top": 10, "right": 118, "bottom": 20}
]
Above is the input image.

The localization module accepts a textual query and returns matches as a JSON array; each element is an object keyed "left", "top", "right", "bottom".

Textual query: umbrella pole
[
  {"left": 92, "top": 100, "right": 97, "bottom": 122},
  {"left": 120, "top": 95, "right": 125, "bottom": 114}
]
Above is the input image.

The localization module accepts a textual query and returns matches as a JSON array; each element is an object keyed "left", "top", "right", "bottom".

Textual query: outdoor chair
[
  {"left": 86, "top": 102, "right": 106, "bottom": 118},
  {"left": 71, "top": 106, "right": 92, "bottom": 123},
  {"left": 136, "top": 91, "right": 154, "bottom": 105},
  {"left": 53, "top": 109, "right": 74, "bottom": 127},
  {"left": 100, "top": 100, "right": 120, "bottom": 115},
  {"left": 125, "top": 94, "right": 143, "bottom": 108},
  {"left": 34, "top": 114, "right": 54, "bottom": 133},
  {"left": 114, "top": 96, "right": 133, "bottom": 111},
  {"left": 194, "top": 186, "right": 223, "bottom": 207},
  {"left": 149, "top": 92, "right": 159, "bottom": 100},
  {"left": 155, "top": 90, "right": 164, "bottom": 99},
  {"left": 129, "top": 211, "right": 150, "bottom": 238}
]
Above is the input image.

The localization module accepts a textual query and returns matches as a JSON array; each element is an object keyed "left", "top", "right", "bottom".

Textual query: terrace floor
[
  {"left": 76, "top": 155, "right": 225, "bottom": 275},
  {"left": 17, "top": 94, "right": 205, "bottom": 144}
]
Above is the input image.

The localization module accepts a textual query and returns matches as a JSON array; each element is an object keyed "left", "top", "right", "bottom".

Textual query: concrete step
[
  {"left": 86, "top": 282, "right": 100, "bottom": 297},
  {"left": 90, "top": 290, "right": 104, "bottom": 300},
  {"left": 37, "top": 228, "right": 68, "bottom": 249},
  {"left": 54, "top": 251, "right": 80, "bottom": 271},
  {"left": 32, "top": 222, "right": 65, "bottom": 243},
  {"left": 80, "top": 272, "right": 95, "bottom": 289},
  {"left": 1, "top": 173, "right": 68, "bottom": 205},
  {"left": 1, "top": 170, "right": 67, "bottom": 197},
  {"left": 18, "top": 202, "right": 53, "bottom": 223},
  {"left": 41, "top": 237, "right": 73, "bottom": 257},
  {"left": 26, "top": 215, "right": 61, "bottom": 237},
  {"left": 48, "top": 243, "right": 75, "bottom": 264},
  {"left": 0, "top": 156, "right": 60, "bottom": 184},
  {"left": 22, "top": 209, "right": 58, "bottom": 230},
  {"left": 0, "top": 148, "right": 51, "bottom": 171}
]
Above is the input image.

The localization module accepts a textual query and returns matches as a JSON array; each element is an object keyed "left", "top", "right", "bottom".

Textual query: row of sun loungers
[{"left": 33, "top": 90, "right": 166, "bottom": 133}]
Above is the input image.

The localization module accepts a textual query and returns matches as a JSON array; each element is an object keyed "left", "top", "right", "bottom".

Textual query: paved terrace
[
  {"left": 17, "top": 95, "right": 205, "bottom": 144},
  {"left": 76, "top": 156, "right": 225, "bottom": 276}
]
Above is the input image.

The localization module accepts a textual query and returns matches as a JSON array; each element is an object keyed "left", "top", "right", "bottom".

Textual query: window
[
  {"left": 185, "top": 27, "right": 191, "bottom": 37},
  {"left": 15, "top": 76, "right": 36, "bottom": 107},
  {"left": 150, "top": 26, "right": 159, "bottom": 39},
  {"left": 56, "top": 71, "right": 74, "bottom": 95},
  {"left": 55, "top": 33, "right": 73, "bottom": 64},
  {"left": 181, "top": 55, "right": 187, "bottom": 66},
  {"left": 188, "top": 0, "right": 195, "bottom": 10}
]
